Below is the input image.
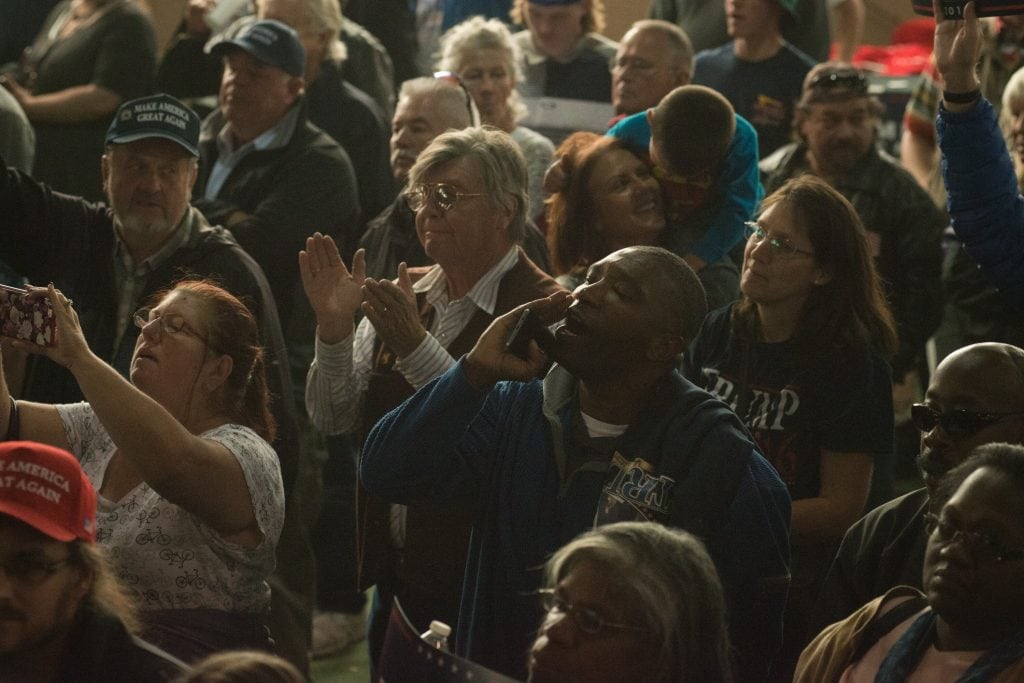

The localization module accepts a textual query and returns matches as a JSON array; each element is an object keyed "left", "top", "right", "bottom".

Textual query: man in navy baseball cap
[
  {"left": 106, "top": 92, "right": 201, "bottom": 157},
  {"left": 210, "top": 19, "right": 306, "bottom": 79}
]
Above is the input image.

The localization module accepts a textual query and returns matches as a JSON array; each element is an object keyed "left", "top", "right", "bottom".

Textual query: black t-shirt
[{"left": 685, "top": 305, "right": 894, "bottom": 501}]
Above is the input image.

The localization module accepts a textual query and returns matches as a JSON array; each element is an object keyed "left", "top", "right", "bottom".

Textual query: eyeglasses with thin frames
[
  {"left": 910, "top": 403, "right": 1024, "bottom": 440},
  {"left": 404, "top": 183, "right": 484, "bottom": 213},
  {"left": 133, "top": 307, "right": 209, "bottom": 346},
  {"left": 744, "top": 221, "right": 815, "bottom": 259},
  {"left": 0, "top": 554, "right": 73, "bottom": 585},
  {"left": 924, "top": 513, "right": 1024, "bottom": 563},
  {"left": 537, "top": 588, "right": 648, "bottom": 636}
]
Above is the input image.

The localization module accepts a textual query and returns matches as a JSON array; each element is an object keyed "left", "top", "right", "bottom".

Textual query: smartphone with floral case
[{"left": 0, "top": 284, "right": 57, "bottom": 346}]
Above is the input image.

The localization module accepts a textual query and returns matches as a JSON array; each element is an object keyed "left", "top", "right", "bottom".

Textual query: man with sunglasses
[
  {"left": 762, "top": 61, "right": 945, "bottom": 504},
  {"left": 304, "top": 125, "right": 563, "bottom": 669},
  {"left": 0, "top": 441, "right": 185, "bottom": 680},
  {"left": 814, "top": 342, "right": 1024, "bottom": 630}
]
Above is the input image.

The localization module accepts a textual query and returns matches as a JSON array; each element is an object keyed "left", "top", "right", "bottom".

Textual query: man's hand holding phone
[{"left": 463, "top": 291, "right": 572, "bottom": 389}]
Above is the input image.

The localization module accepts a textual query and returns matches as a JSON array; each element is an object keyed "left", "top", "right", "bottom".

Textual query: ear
[
  {"left": 674, "top": 68, "right": 691, "bottom": 87},
  {"left": 288, "top": 76, "right": 305, "bottom": 101},
  {"left": 813, "top": 268, "right": 833, "bottom": 286},
  {"left": 203, "top": 353, "right": 235, "bottom": 394},
  {"left": 645, "top": 332, "right": 685, "bottom": 363}
]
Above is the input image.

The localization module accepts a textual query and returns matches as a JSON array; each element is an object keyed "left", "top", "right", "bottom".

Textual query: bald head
[
  {"left": 936, "top": 343, "right": 1024, "bottom": 407},
  {"left": 917, "top": 343, "right": 1024, "bottom": 499}
]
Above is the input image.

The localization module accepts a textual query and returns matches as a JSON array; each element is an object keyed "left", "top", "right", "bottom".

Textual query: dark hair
[
  {"left": 731, "top": 175, "right": 898, "bottom": 355},
  {"left": 174, "top": 650, "right": 303, "bottom": 683},
  {"left": 542, "top": 522, "right": 733, "bottom": 682},
  {"left": 937, "top": 443, "right": 1024, "bottom": 511},
  {"left": 157, "top": 280, "right": 276, "bottom": 442},
  {"left": 546, "top": 132, "right": 637, "bottom": 275},
  {"left": 651, "top": 85, "right": 735, "bottom": 177}
]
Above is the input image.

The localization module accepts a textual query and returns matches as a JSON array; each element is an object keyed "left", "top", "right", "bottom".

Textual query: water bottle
[{"left": 420, "top": 620, "right": 451, "bottom": 652}]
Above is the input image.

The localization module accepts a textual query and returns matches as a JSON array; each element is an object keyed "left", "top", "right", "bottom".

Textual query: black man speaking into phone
[
  {"left": 358, "top": 243, "right": 792, "bottom": 682},
  {"left": 302, "top": 125, "right": 562, "bottom": 667}
]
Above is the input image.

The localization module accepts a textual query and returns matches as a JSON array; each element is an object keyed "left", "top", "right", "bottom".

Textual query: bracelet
[
  {"left": 3, "top": 400, "right": 19, "bottom": 441},
  {"left": 943, "top": 89, "right": 981, "bottom": 104}
]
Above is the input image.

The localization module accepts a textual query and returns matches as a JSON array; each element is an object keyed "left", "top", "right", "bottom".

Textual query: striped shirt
[{"left": 305, "top": 247, "right": 520, "bottom": 435}]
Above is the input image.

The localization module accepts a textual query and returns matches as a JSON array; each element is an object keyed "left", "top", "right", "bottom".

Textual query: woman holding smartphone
[{"left": 0, "top": 280, "right": 284, "bottom": 663}]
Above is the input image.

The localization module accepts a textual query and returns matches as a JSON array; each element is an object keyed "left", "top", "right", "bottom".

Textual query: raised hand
[
  {"left": 362, "top": 262, "right": 426, "bottom": 358},
  {"left": 299, "top": 233, "right": 366, "bottom": 344},
  {"left": 12, "top": 285, "right": 92, "bottom": 370},
  {"left": 933, "top": 0, "right": 982, "bottom": 93},
  {"left": 463, "top": 291, "right": 573, "bottom": 388}
]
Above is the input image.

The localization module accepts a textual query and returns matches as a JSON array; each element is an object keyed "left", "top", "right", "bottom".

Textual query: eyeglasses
[
  {"left": 133, "top": 307, "right": 209, "bottom": 345},
  {"left": 404, "top": 183, "right": 484, "bottom": 213},
  {"left": 910, "top": 403, "right": 1024, "bottom": 440},
  {"left": 744, "top": 222, "right": 815, "bottom": 259},
  {"left": 0, "top": 555, "right": 72, "bottom": 585},
  {"left": 924, "top": 513, "right": 1024, "bottom": 563},
  {"left": 808, "top": 69, "right": 868, "bottom": 95},
  {"left": 538, "top": 588, "right": 647, "bottom": 636},
  {"left": 433, "top": 70, "right": 480, "bottom": 126}
]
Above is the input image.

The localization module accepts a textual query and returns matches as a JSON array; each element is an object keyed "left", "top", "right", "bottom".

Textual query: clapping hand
[
  {"left": 362, "top": 263, "right": 426, "bottom": 359},
  {"left": 299, "top": 233, "right": 366, "bottom": 344}
]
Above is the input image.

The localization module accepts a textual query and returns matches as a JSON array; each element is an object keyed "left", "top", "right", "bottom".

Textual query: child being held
[{"left": 608, "top": 85, "right": 762, "bottom": 289}]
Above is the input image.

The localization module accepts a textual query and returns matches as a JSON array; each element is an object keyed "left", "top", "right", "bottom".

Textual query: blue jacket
[
  {"left": 362, "top": 359, "right": 791, "bottom": 680},
  {"left": 607, "top": 110, "right": 763, "bottom": 265},
  {"left": 939, "top": 96, "right": 1024, "bottom": 311}
]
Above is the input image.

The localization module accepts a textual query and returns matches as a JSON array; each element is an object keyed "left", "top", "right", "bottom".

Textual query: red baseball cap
[{"left": 0, "top": 441, "right": 97, "bottom": 543}]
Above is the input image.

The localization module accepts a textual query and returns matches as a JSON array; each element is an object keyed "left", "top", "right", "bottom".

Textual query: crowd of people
[{"left": 2, "top": 0, "right": 1024, "bottom": 681}]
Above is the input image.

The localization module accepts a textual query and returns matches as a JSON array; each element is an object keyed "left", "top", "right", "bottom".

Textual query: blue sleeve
[
  {"left": 605, "top": 110, "right": 651, "bottom": 157},
  {"left": 708, "top": 449, "right": 792, "bottom": 682},
  {"left": 938, "top": 97, "right": 1024, "bottom": 311},
  {"left": 360, "top": 358, "right": 503, "bottom": 503},
  {"left": 690, "top": 114, "right": 764, "bottom": 264}
]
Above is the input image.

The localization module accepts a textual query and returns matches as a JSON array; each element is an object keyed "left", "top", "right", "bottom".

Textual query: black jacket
[{"left": 0, "top": 161, "right": 301, "bottom": 491}]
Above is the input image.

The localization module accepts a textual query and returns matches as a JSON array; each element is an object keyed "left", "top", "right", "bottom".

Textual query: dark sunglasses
[
  {"left": 910, "top": 403, "right": 1024, "bottom": 440},
  {"left": 808, "top": 69, "right": 868, "bottom": 94},
  {"left": 433, "top": 70, "right": 480, "bottom": 126}
]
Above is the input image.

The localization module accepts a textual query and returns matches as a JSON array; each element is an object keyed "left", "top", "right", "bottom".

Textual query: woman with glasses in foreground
[
  {"left": 0, "top": 280, "right": 285, "bottom": 662},
  {"left": 684, "top": 175, "right": 898, "bottom": 677},
  {"left": 797, "top": 442, "right": 1024, "bottom": 681},
  {"left": 303, "top": 125, "right": 562, "bottom": 666},
  {"left": 528, "top": 521, "right": 733, "bottom": 683}
]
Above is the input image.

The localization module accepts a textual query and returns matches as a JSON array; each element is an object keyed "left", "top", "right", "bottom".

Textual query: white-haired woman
[{"left": 438, "top": 16, "right": 554, "bottom": 220}]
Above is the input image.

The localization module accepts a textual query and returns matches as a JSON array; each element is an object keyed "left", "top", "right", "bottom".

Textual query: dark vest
[{"left": 356, "top": 249, "right": 563, "bottom": 633}]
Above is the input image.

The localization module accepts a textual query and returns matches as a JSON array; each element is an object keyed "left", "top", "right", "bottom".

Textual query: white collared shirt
[{"left": 305, "top": 247, "right": 520, "bottom": 435}]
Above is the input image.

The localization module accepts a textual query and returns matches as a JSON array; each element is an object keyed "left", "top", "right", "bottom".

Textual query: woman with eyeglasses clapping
[
  {"left": 0, "top": 280, "right": 284, "bottom": 663},
  {"left": 684, "top": 174, "right": 899, "bottom": 680}
]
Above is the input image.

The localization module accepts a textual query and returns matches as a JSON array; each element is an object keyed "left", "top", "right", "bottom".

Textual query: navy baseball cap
[
  {"left": 106, "top": 93, "right": 201, "bottom": 157},
  {"left": 210, "top": 19, "right": 305, "bottom": 77},
  {"left": 526, "top": 0, "right": 583, "bottom": 4}
]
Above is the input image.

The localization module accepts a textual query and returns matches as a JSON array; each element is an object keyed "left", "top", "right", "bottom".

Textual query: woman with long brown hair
[{"left": 684, "top": 175, "right": 898, "bottom": 678}]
